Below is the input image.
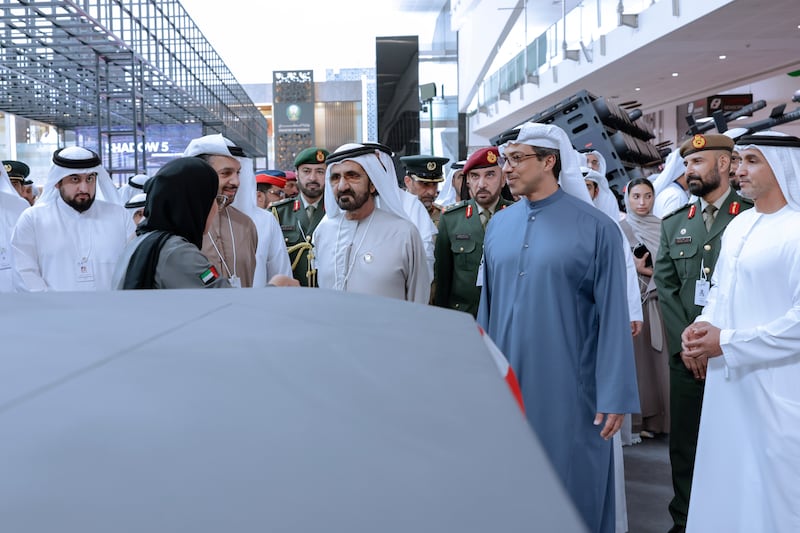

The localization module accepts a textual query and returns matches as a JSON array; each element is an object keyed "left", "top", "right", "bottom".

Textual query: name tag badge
[
  {"left": 675, "top": 237, "right": 692, "bottom": 244},
  {"left": 229, "top": 275, "right": 242, "bottom": 289},
  {"left": 0, "top": 246, "right": 10, "bottom": 270},
  {"left": 455, "top": 234, "right": 471, "bottom": 241},
  {"left": 694, "top": 279, "right": 710, "bottom": 307},
  {"left": 77, "top": 258, "right": 94, "bottom": 282}
]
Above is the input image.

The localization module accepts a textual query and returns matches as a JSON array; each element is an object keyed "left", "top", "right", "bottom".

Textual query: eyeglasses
[
  {"left": 498, "top": 153, "right": 540, "bottom": 168},
  {"left": 215, "top": 194, "right": 230, "bottom": 207},
  {"left": 267, "top": 189, "right": 286, "bottom": 198}
]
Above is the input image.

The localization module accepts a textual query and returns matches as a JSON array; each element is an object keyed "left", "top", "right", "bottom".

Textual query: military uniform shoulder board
[
  {"left": 271, "top": 197, "right": 295, "bottom": 210},
  {"left": 443, "top": 200, "right": 468, "bottom": 214},
  {"left": 662, "top": 201, "right": 692, "bottom": 221}
]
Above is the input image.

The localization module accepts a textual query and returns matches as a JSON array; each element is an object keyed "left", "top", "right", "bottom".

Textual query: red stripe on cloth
[
  {"left": 478, "top": 325, "right": 525, "bottom": 414},
  {"left": 505, "top": 367, "right": 525, "bottom": 414}
]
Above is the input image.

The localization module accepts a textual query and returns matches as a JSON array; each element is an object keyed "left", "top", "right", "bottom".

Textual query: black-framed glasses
[{"left": 498, "top": 153, "right": 540, "bottom": 168}]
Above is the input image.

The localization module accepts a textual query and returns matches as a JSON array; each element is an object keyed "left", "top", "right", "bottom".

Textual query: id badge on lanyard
[
  {"left": 694, "top": 258, "right": 710, "bottom": 307},
  {"left": 77, "top": 256, "right": 95, "bottom": 282}
]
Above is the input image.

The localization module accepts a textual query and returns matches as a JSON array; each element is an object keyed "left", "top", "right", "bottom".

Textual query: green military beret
[
  {"left": 3, "top": 160, "right": 30, "bottom": 181},
  {"left": 400, "top": 155, "right": 449, "bottom": 183},
  {"left": 679, "top": 134, "right": 734, "bottom": 157},
  {"left": 294, "top": 147, "right": 329, "bottom": 168}
]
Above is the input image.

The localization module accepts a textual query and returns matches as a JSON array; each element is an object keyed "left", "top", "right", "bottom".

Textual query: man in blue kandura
[{"left": 477, "top": 122, "right": 639, "bottom": 533}]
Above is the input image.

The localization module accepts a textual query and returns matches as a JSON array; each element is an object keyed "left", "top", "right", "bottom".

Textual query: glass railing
[{"left": 475, "top": 0, "right": 661, "bottom": 113}]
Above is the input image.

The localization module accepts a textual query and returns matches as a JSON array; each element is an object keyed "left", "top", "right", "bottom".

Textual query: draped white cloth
[
  {"left": 0, "top": 188, "right": 29, "bottom": 292},
  {"left": 652, "top": 182, "right": 690, "bottom": 219},
  {"left": 582, "top": 166, "right": 620, "bottom": 222},
  {"left": 434, "top": 163, "right": 463, "bottom": 208},
  {"left": 117, "top": 174, "right": 151, "bottom": 205},
  {"left": 651, "top": 150, "right": 685, "bottom": 197},
  {"left": 581, "top": 149, "right": 607, "bottom": 176},
  {"left": 395, "top": 190, "right": 436, "bottom": 281}
]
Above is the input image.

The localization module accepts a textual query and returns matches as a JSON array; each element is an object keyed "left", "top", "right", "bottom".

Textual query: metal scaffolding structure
[{"left": 0, "top": 0, "right": 267, "bottom": 177}]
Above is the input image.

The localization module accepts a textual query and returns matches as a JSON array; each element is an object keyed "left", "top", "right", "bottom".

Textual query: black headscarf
[{"left": 122, "top": 157, "right": 218, "bottom": 289}]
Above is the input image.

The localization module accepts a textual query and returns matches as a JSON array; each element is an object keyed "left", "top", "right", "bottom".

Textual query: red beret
[
  {"left": 463, "top": 147, "right": 501, "bottom": 176},
  {"left": 284, "top": 170, "right": 297, "bottom": 181},
  {"left": 256, "top": 174, "right": 286, "bottom": 188}
]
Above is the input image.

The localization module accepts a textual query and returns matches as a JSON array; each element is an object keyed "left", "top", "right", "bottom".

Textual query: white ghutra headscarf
[
  {"left": 499, "top": 122, "right": 593, "bottom": 204},
  {"left": 37, "top": 146, "right": 121, "bottom": 206},
  {"left": 735, "top": 131, "right": 800, "bottom": 211},
  {"left": 323, "top": 143, "right": 408, "bottom": 220}
]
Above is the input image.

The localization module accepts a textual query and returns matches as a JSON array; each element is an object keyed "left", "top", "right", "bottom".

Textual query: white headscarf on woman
[
  {"left": 183, "top": 133, "right": 292, "bottom": 285},
  {"left": 735, "top": 131, "right": 800, "bottom": 211},
  {"left": 37, "top": 146, "right": 121, "bottom": 206}
]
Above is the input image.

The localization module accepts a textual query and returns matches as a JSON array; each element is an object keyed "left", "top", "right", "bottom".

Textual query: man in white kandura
[
  {"left": 314, "top": 143, "right": 431, "bottom": 303},
  {"left": 11, "top": 146, "right": 133, "bottom": 291},
  {"left": 682, "top": 132, "right": 800, "bottom": 533}
]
